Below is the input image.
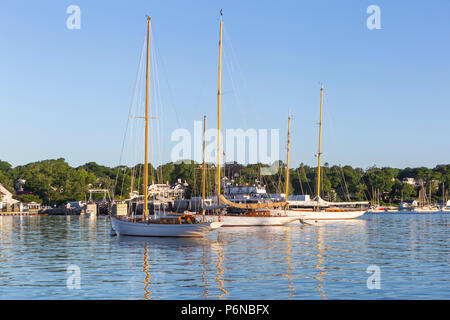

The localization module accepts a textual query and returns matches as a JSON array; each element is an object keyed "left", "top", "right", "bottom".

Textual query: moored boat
[
  {"left": 189, "top": 11, "right": 302, "bottom": 227},
  {"left": 111, "top": 215, "right": 222, "bottom": 237},
  {"left": 288, "top": 86, "right": 366, "bottom": 222},
  {"left": 109, "top": 16, "right": 223, "bottom": 237},
  {"left": 287, "top": 209, "right": 366, "bottom": 221}
]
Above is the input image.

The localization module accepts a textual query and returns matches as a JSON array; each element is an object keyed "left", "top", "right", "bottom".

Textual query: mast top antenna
[{"left": 220, "top": 9, "right": 223, "bottom": 16}]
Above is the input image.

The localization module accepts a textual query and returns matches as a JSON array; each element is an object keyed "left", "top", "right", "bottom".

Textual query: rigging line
[
  {"left": 129, "top": 74, "right": 145, "bottom": 198},
  {"left": 121, "top": 36, "right": 147, "bottom": 200},
  {"left": 152, "top": 27, "right": 182, "bottom": 129},
  {"left": 339, "top": 165, "right": 351, "bottom": 201},
  {"left": 335, "top": 166, "right": 346, "bottom": 201},
  {"left": 223, "top": 24, "right": 257, "bottom": 127},
  {"left": 152, "top": 38, "right": 165, "bottom": 183},
  {"left": 322, "top": 91, "right": 339, "bottom": 167},
  {"left": 302, "top": 165, "right": 313, "bottom": 197},
  {"left": 113, "top": 33, "right": 147, "bottom": 199},
  {"left": 149, "top": 38, "right": 157, "bottom": 184},
  {"left": 222, "top": 48, "right": 249, "bottom": 130},
  {"left": 296, "top": 167, "right": 304, "bottom": 195}
]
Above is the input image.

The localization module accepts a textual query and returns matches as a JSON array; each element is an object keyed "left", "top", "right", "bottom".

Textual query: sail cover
[{"left": 218, "top": 194, "right": 286, "bottom": 209}]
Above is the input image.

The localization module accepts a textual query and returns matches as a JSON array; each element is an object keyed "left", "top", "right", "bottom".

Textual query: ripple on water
[{"left": 0, "top": 214, "right": 448, "bottom": 299}]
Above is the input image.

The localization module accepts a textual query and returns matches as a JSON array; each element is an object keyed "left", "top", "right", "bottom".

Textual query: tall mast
[
  {"left": 202, "top": 115, "right": 207, "bottom": 215},
  {"left": 316, "top": 85, "right": 324, "bottom": 205},
  {"left": 285, "top": 116, "right": 291, "bottom": 207},
  {"left": 217, "top": 10, "right": 223, "bottom": 202},
  {"left": 143, "top": 16, "right": 151, "bottom": 221}
]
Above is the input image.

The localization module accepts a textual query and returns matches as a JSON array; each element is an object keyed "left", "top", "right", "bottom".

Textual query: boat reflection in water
[
  {"left": 143, "top": 243, "right": 151, "bottom": 300},
  {"left": 284, "top": 228, "right": 296, "bottom": 298},
  {"left": 315, "top": 227, "right": 326, "bottom": 300},
  {"left": 115, "top": 235, "right": 229, "bottom": 299},
  {"left": 210, "top": 234, "right": 229, "bottom": 299},
  {"left": 309, "top": 219, "right": 368, "bottom": 299},
  {"left": 201, "top": 246, "right": 209, "bottom": 298}
]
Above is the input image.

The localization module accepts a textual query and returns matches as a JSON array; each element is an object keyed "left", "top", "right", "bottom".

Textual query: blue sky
[{"left": 1, "top": 0, "right": 449, "bottom": 169}]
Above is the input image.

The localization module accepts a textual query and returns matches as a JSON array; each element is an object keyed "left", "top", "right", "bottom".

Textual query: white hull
[
  {"left": 194, "top": 214, "right": 300, "bottom": 226},
  {"left": 405, "top": 209, "right": 442, "bottom": 213},
  {"left": 110, "top": 217, "right": 223, "bottom": 237},
  {"left": 287, "top": 210, "right": 366, "bottom": 221}
]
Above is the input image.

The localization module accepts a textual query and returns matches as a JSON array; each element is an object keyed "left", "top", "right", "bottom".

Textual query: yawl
[{"left": 110, "top": 17, "right": 223, "bottom": 237}]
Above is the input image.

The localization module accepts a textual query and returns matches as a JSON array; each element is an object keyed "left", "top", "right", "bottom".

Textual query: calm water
[{"left": 0, "top": 214, "right": 448, "bottom": 299}]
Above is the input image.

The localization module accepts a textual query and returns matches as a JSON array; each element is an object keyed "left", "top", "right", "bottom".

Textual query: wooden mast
[
  {"left": 316, "top": 85, "right": 324, "bottom": 209},
  {"left": 285, "top": 116, "right": 291, "bottom": 208},
  {"left": 143, "top": 16, "right": 151, "bottom": 221},
  {"left": 202, "top": 115, "right": 207, "bottom": 215},
  {"left": 217, "top": 10, "right": 223, "bottom": 204}
]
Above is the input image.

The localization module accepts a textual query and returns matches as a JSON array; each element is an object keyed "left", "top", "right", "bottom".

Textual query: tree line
[{"left": 0, "top": 158, "right": 449, "bottom": 206}]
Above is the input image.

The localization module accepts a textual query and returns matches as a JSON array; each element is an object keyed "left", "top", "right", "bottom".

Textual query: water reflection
[
  {"left": 211, "top": 235, "right": 229, "bottom": 299},
  {"left": 284, "top": 228, "right": 295, "bottom": 298},
  {"left": 115, "top": 235, "right": 218, "bottom": 299},
  {"left": 1, "top": 215, "right": 448, "bottom": 299},
  {"left": 115, "top": 234, "right": 213, "bottom": 249},
  {"left": 201, "top": 246, "right": 209, "bottom": 298},
  {"left": 315, "top": 227, "right": 326, "bottom": 300},
  {"left": 143, "top": 243, "right": 151, "bottom": 300}
]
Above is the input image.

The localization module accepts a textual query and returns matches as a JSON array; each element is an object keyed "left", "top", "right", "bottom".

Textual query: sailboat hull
[
  {"left": 110, "top": 217, "right": 223, "bottom": 237},
  {"left": 195, "top": 214, "right": 300, "bottom": 226},
  {"left": 287, "top": 210, "right": 366, "bottom": 221}
]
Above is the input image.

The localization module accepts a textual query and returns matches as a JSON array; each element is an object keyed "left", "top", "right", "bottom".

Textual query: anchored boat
[
  {"left": 192, "top": 11, "right": 301, "bottom": 227},
  {"left": 111, "top": 214, "right": 223, "bottom": 237},
  {"left": 285, "top": 86, "right": 366, "bottom": 221},
  {"left": 110, "top": 16, "right": 222, "bottom": 237}
]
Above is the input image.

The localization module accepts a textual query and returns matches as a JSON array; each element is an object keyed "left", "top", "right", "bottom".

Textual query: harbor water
[{"left": 0, "top": 214, "right": 448, "bottom": 299}]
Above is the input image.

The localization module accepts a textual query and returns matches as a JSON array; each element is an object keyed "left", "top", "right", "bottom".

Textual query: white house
[
  {"left": 0, "top": 184, "right": 19, "bottom": 209},
  {"left": 402, "top": 178, "right": 417, "bottom": 186}
]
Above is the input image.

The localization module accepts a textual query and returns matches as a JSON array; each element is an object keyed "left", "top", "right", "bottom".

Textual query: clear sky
[{"left": 1, "top": 0, "right": 449, "bottom": 169}]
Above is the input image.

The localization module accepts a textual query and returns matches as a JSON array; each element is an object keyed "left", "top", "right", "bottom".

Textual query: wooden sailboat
[
  {"left": 194, "top": 11, "right": 299, "bottom": 226},
  {"left": 110, "top": 16, "right": 222, "bottom": 237},
  {"left": 289, "top": 86, "right": 366, "bottom": 221}
]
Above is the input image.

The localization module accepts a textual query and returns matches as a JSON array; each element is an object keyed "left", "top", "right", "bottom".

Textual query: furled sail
[{"left": 218, "top": 194, "right": 286, "bottom": 209}]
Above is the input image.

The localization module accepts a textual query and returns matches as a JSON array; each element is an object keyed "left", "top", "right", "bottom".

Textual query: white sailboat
[
  {"left": 110, "top": 16, "right": 222, "bottom": 237},
  {"left": 111, "top": 215, "right": 222, "bottom": 237},
  {"left": 286, "top": 86, "right": 366, "bottom": 221},
  {"left": 193, "top": 11, "right": 300, "bottom": 227}
]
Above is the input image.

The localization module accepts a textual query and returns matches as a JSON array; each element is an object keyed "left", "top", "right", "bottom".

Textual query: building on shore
[
  {"left": 0, "top": 184, "right": 19, "bottom": 210},
  {"left": 402, "top": 178, "right": 417, "bottom": 186}
]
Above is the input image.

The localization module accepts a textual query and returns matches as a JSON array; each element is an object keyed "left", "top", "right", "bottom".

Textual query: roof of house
[{"left": 0, "top": 184, "right": 12, "bottom": 196}]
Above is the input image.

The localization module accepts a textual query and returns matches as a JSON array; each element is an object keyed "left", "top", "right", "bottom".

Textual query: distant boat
[
  {"left": 396, "top": 183, "right": 443, "bottom": 213},
  {"left": 110, "top": 16, "right": 222, "bottom": 237},
  {"left": 286, "top": 86, "right": 366, "bottom": 221}
]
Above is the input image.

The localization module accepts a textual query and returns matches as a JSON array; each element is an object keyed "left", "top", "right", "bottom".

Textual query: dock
[{"left": 0, "top": 211, "right": 39, "bottom": 216}]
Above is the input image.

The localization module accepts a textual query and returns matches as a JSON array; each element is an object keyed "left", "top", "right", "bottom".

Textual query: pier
[{"left": 0, "top": 211, "right": 38, "bottom": 216}]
